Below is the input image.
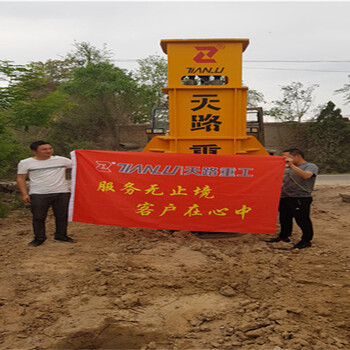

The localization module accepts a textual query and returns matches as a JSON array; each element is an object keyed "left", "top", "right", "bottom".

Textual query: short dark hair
[
  {"left": 282, "top": 148, "right": 305, "bottom": 159},
  {"left": 30, "top": 141, "right": 51, "bottom": 151}
]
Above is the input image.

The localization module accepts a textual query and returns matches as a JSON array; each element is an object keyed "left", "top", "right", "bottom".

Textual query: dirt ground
[{"left": 0, "top": 184, "right": 349, "bottom": 350}]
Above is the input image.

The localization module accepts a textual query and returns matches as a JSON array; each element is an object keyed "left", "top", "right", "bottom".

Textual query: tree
[
  {"left": 65, "top": 41, "right": 113, "bottom": 67},
  {"left": 0, "top": 59, "right": 74, "bottom": 179},
  {"left": 0, "top": 60, "right": 68, "bottom": 133},
  {"left": 266, "top": 82, "right": 318, "bottom": 123},
  {"left": 247, "top": 89, "right": 265, "bottom": 107},
  {"left": 0, "top": 42, "right": 149, "bottom": 178},
  {"left": 335, "top": 74, "right": 350, "bottom": 104},
  {"left": 133, "top": 54, "right": 168, "bottom": 119},
  {"left": 50, "top": 56, "right": 143, "bottom": 153},
  {"left": 0, "top": 130, "right": 30, "bottom": 180},
  {"left": 306, "top": 101, "right": 350, "bottom": 173},
  {"left": 315, "top": 101, "right": 343, "bottom": 122}
]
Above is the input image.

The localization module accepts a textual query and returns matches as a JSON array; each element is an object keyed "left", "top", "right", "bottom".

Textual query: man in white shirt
[{"left": 17, "top": 141, "right": 75, "bottom": 246}]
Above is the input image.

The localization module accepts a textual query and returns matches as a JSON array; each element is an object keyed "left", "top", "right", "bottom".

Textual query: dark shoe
[
  {"left": 54, "top": 236, "right": 76, "bottom": 243},
  {"left": 266, "top": 236, "right": 291, "bottom": 243},
  {"left": 28, "top": 239, "right": 46, "bottom": 247},
  {"left": 292, "top": 241, "right": 312, "bottom": 250}
]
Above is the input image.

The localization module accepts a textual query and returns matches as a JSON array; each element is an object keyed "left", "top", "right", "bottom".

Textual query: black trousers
[
  {"left": 279, "top": 197, "right": 314, "bottom": 242},
  {"left": 30, "top": 193, "right": 71, "bottom": 241}
]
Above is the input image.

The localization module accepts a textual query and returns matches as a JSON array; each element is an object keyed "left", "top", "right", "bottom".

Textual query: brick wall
[
  {"left": 119, "top": 124, "right": 150, "bottom": 150},
  {"left": 264, "top": 123, "right": 305, "bottom": 155}
]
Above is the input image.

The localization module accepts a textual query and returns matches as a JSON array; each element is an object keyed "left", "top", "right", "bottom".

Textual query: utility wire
[
  {"left": 114, "top": 59, "right": 138, "bottom": 62},
  {"left": 114, "top": 59, "right": 350, "bottom": 63},
  {"left": 113, "top": 58, "right": 350, "bottom": 72},
  {"left": 243, "top": 67, "right": 350, "bottom": 73},
  {"left": 245, "top": 60, "right": 350, "bottom": 63}
]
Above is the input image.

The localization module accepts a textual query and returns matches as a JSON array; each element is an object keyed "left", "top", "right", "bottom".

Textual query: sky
[{"left": 1, "top": 1, "right": 350, "bottom": 119}]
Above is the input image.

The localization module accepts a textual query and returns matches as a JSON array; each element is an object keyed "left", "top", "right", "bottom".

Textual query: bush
[
  {"left": 306, "top": 102, "right": 350, "bottom": 173},
  {"left": 0, "top": 131, "right": 30, "bottom": 181},
  {"left": 0, "top": 199, "right": 10, "bottom": 218},
  {"left": 0, "top": 191, "right": 28, "bottom": 218}
]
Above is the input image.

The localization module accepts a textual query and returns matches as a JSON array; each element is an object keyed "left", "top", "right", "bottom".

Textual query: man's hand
[
  {"left": 284, "top": 157, "right": 314, "bottom": 179},
  {"left": 17, "top": 174, "right": 30, "bottom": 203},
  {"left": 284, "top": 156, "right": 294, "bottom": 167},
  {"left": 22, "top": 194, "right": 31, "bottom": 204}
]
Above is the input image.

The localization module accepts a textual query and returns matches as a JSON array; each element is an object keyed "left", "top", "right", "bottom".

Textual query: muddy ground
[{"left": 0, "top": 184, "right": 349, "bottom": 350}]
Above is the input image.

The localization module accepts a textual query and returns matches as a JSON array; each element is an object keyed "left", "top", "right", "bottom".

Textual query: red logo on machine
[{"left": 193, "top": 46, "right": 218, "bottom": 63}]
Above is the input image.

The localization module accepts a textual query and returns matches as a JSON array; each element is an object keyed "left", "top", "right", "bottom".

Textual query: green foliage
[
  {"left": 134, "top": 54, "right": 168, "bottom": 120},
  {"left": 49, "top": 52, "right": 144, "bottom": 153},
  {"left": 66, "top": 41, "right": 113, "bottom": 67},
  {"left": 0, "top": 130, "right": 30, "bottom": 180},
  {"left": 0, "top": 60, "right": 69, "bottom": 132},
  {"left": 0, "top": 192, "right": 27, "bottom": 218},
  {"left": 247, "top": 89, "right": 265, "bottom": 107},
  {"left": 0, "top": 61, "right": 28, "bottom": 109},
  {"left": 7, "top": 90, "right": 68, "bottom": 130},
  {"left": 306, "top": 101, "right": 350, "bottom": 173},
  {"left": 266, "top": 82, "right": 318, "bottom": 123},
  {"left": 63, "top": 61, "right": 136, "bottom": 98},
  {"left": 0, "top": 196, "right": 10, "bottom": 218}
]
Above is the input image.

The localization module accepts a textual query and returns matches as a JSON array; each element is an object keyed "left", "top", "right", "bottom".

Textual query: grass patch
[{"left": 0, "top": 191, "right": 27, "bottom": 218}]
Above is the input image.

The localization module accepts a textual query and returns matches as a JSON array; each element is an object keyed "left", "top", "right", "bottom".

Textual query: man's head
[
  {"left": 282, "top": 148, "right": 305, "bottom": 165},
  {"left": 30, "top": 141, "right": 53, "bottom": 159},
  {"left": 30, "top": 141, "right": 51, "bottom": 151}
]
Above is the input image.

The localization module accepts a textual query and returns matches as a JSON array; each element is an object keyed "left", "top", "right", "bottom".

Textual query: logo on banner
[
  {"left": 95, "top": 161, "right": 115, "bottom": 172},
  {"left": 193, "top": 46, "right": 218, "bottom": 63}
]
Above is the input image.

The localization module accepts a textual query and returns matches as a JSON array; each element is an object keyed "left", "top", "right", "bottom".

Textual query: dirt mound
[{"left": 0, "top": 185, "right": 349, "bottom": 349}]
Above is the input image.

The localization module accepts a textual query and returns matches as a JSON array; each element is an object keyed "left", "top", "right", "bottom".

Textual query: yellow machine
[{"left": 143, "top": 38, "right": 269, "bottom": 155}]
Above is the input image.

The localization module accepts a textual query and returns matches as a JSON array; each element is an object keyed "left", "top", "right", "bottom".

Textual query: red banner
[{"left": 69, "top": 150, "right": 285, "bottom": 234}]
